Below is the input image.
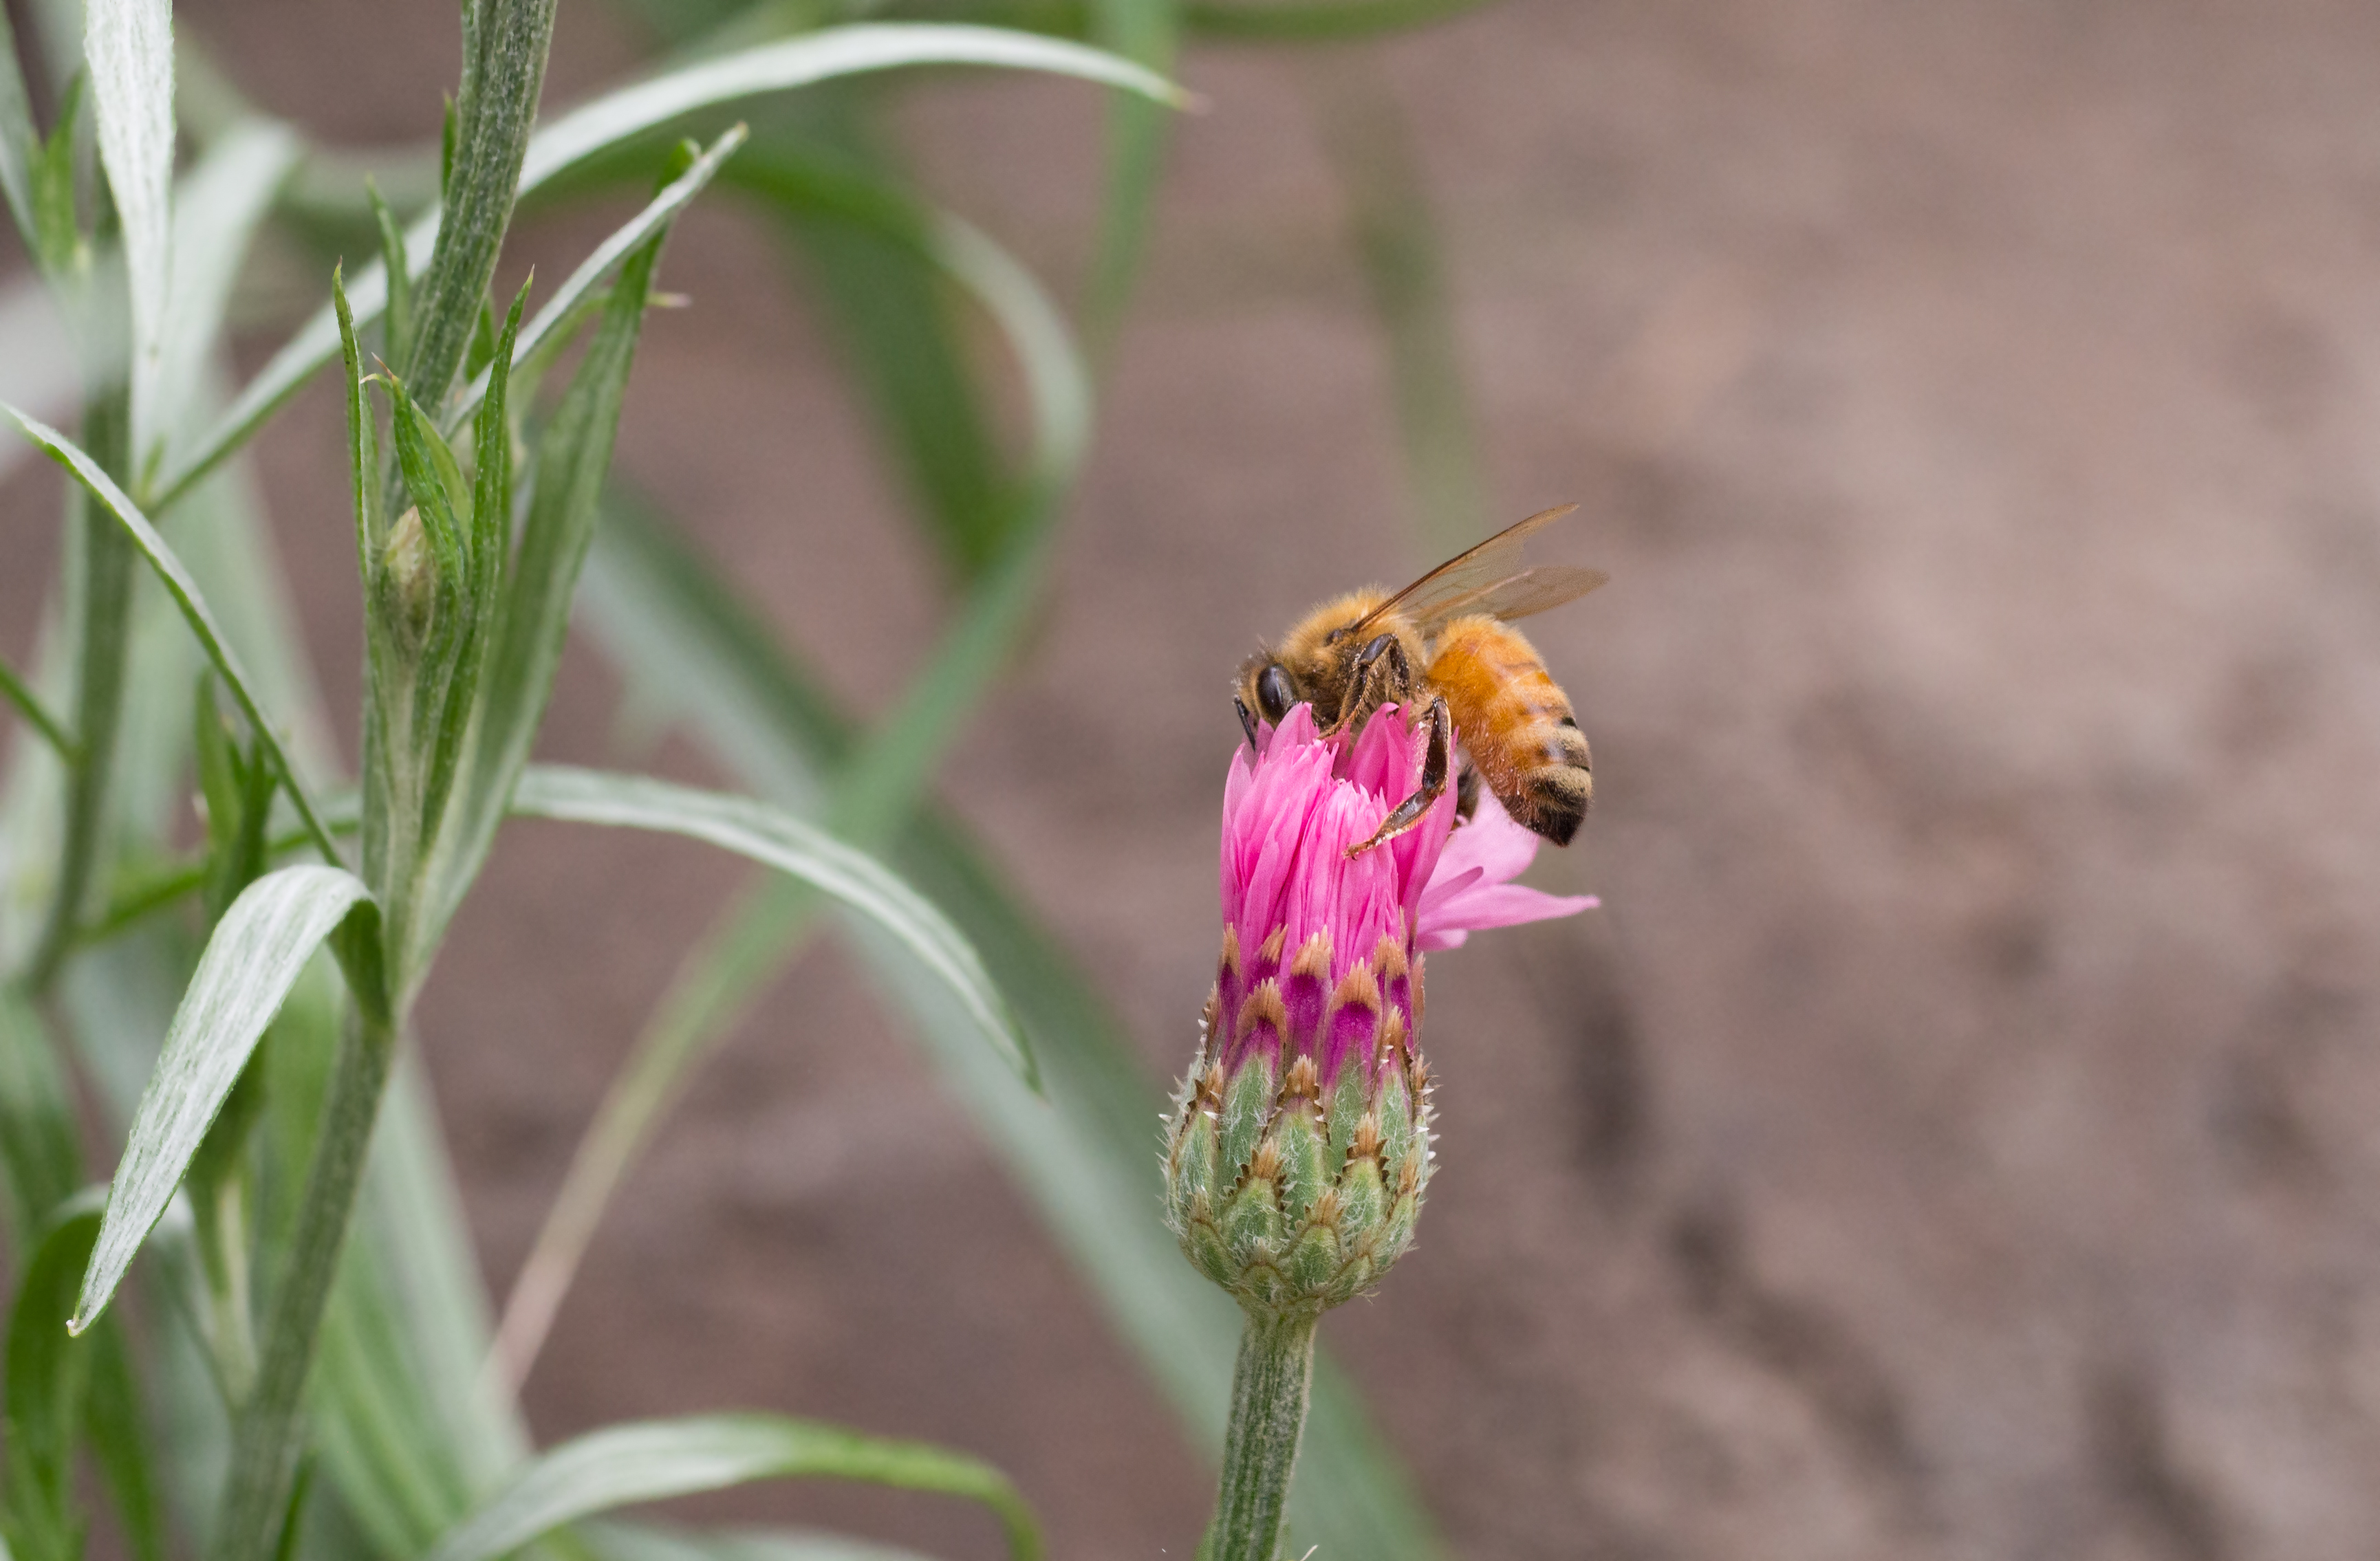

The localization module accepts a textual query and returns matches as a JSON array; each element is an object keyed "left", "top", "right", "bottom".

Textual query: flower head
[{"left": 1167, "top": 701, "right": 1595, "bottom": 1316}]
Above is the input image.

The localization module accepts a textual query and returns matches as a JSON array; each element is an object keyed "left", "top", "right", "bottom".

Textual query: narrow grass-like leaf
[
  {"left": 5, "top": 1197, "right": 106, "bottom": 1561},
  {"left": 26, "top": 400, "right": 133, "bottom": 993},
  {"left": 156, "top": 24, "right": 1181, "bottom": 512},
  {"left": 152, "top": 120, "right": 300, "bottom": 479},
  {"left": 1082, "top": 0, "right": 1178, "bottom": 353},
  {"left": 1, "top": 404, "right": 347, "bottom": 867},
  {"left": 0, "top": 990, "right": 78, "bottom": 1251},
  {"left": 369, "top": 178, "right": 415, "bottom": 370},
  {"left": 0, "top": 655, "right": 74, "bottom": 761},
  {"left": 85, "top": 0, "right": 175, "bottom": 460},
  {"left": 520, "top": 25, "right": 1184, "bottom": 190},
  {"left": 84, "top": 1325, "right": 165, "bottom": 1561},
  {"left": 468, "top": 283, "right": 526, "bottom": 612},
  {"left": 1182, "top": 0, "right": 1497, "bottom": 39},
  {"left": 488, "top": 200, "right": 1089, "bottom": 1379},
  {"left": 333, "top": 270, "right": 385, "bottom": 563},
  {"left": 433, "top": 223, "right": 667, "bottom": 954},
  {"left": 72, "top": 864, "right": 378, "bottom": 1333},
  {"left": 753, "top": 134, "right": 1010, "bottom": 580},
  {"left": 0, "top": 6, "right": 36, "bottom": 247},
  {"left": 585, "top": 1520, "right": 941, "bottom": 1561},
  {"left": 510, "top": 765, "right": 1031, "bottom": 1083},
  {"left": 576, "top": 505, "right": 1449, "bottom": 1560},
  {"left": 446, "top": 124, "right": 746, "bottom": 434},
  {"left": 425, "top": 1415, "right": 1040, "bottom": 1561},
  {"left": 729, "top": 148, "right": 1090, "bottom": 505}
]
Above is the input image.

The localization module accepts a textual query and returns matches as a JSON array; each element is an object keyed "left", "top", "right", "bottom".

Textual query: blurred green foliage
[{"left": 0, "top": 0, "right": 1504, "bottom": 1555}]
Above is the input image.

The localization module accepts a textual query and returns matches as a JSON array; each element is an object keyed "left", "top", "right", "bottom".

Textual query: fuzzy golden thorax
[{"left": 1236, "top": 589, "right": 1431, "bottom": 733}]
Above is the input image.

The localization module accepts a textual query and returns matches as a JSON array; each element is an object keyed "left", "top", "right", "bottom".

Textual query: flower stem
[
  {"left": 1204, "top": 1309, "right": 1320, "bottom": 1561},
  {"left": 205, "top": 1005, "right": 396, "bottom": 1561}
]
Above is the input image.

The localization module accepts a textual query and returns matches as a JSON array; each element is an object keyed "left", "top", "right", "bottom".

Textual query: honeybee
[{"left": 1235, "top": 504, "right": 1605, "bottom": 856}]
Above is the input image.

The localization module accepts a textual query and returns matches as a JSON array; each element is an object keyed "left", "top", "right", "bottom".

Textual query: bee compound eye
[{"left": 1256, "top": 664, "right": 1296, "bottom": 723}]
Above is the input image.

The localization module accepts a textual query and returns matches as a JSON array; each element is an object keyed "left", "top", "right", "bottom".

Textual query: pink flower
[
  {"left": 1166, "top": 699, "right": 1594, "bottom": 1318},
  {"left": 1212, "top": 703, "right": 1594, "bottom": 1091}
]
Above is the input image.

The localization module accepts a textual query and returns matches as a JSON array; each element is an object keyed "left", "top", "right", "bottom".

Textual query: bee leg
[
  {"left": 1348, "top": 697, "right": 1452, "bottom": 858},
  {"left": 1235, "top": 696, "right": 1261, "bottom": 752},
  {"left": 1332, "top": 633, "right": 1413, "bottom": 737},
  {"left": 1456, "top": 760, "right": 1482, "bottom": 822}
]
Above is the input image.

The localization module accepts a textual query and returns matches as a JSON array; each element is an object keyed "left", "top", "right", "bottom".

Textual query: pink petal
[
  {"left": 1414, "top": 798, "right": 1597, "bottom": 947},
  {"left": 1434, "top": 796, "right": 1540, "bottom": 884},
  {"left": 1417, "top": 884, "right": 1599, "bottom": 950}
]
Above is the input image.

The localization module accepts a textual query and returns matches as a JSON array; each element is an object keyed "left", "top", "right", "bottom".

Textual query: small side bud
[{"left": 380, "top": 506, "right": 436, "bottom": 652}]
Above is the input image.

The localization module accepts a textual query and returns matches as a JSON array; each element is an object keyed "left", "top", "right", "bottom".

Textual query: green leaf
[
  {"left": 72, "top": 864, "right": 380, "bottom": 1333},
  {"left": 576, "top": 505, "right": 1449, "bottom": 1561},
  {"left": 585, "top": 1520, "right": 942, "bottom": 1561},
  {"left": 0, "top": 655, "right": 74, "bottom": 759},
  {"left": 722, "top": 124, "right": 1065, "bottom": 582},
  {"left": 431, "top": 217, "right": 670, "bottom": 958},
  {"left": 519, "top": 24, "right": 1184, "bottom": 190},
  {"left": 0, "top": 6, "right": 36, "bottom": 248},
  {"left": 486, "top": 201, "right": 1090, "bottom": 1380},
  {"left": 0, "top": 990, "right": 78, "bottom": 1243},
  {"left": 446, "top": 124, "right": 747, "bottom": 434},
  {"left": 1182, "top": 0, "right": 1497, "bottom": 39},
  {"left": 369, "top": 178, "right": 416, "bottom": 370},
  {"left": 4, "top": 1199, "right": 105, "bottom": 1561},
  {"left": 84, "top": 0, "right": 175, "bottom": 459},
  {"left": 510, "top": 765, "right": 1032, "bottom": 1084},
  {"left": 155, "top": 23, "right": 1182, "bottom": 513},
  {"left": 733, "top": 149, "right": 1090, "bottom": 520},
  {"left": 759, "top": 140, "right": 1010, "bottom": 580},
  {"left": 0, "top": 404, "right": 348, "bottom": 868},
  {"left": 424, "top": 1415, "right": 1040, "bottom": 1561},
  {"left": 83, "top": 1324, "right": 166, "bottom": 1561},
  {"left": 28, "top": 77, "right": 84, "bottom": 279},
  {"left": 25, "top": 399, "right": 134, "bottom": 994},
  {"left": 153, "top": 120, "right": 301, "bottom": 479},
  {"left": 1081, "top": 0, "right": 1178, "bottom": 353}
]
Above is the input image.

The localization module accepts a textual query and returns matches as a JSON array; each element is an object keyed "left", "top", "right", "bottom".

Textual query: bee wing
[
  {"left": 1350, "top": 503, "right": 1589, "bottom": 635},
  {"left": 1416, "top": 565, "right": 1609, "bottom": 631}
]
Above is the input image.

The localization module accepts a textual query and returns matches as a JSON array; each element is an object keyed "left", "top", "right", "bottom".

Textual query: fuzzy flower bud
[
  {"left": 1165, "top": 703, "right": 1594, "bottom": 1318},
  {"left": 380, "top": 505, "right": 437, "bottom": 654}
]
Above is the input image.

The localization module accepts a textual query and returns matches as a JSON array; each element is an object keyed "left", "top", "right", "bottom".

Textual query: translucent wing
[
  {"left": 1350, "top": 503, "right": 1597, "bottom": 635},
  {"left": 1418, "top": 565, "right": 1608, "bottom": 629}
]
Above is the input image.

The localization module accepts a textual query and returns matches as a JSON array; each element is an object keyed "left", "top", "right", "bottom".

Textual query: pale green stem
[
  {"left": 193, "top": 1172, "right": 260, "bottom": 1404},
  {"left": 205, "top": 1007, "right": 395, "bottom": 1561},
  {"left": 1204, "top": 1309, "right": 1320, "bottom": 1561}
]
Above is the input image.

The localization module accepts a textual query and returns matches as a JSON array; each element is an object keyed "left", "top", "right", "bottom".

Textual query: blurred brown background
[{"left": 12, "top": 0, "right": 2380, "bottom": 1556}]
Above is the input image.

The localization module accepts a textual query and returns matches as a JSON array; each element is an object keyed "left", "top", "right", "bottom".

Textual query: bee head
[{"left": 1235, "top": 652, "right": 1301, "bottom": 728}]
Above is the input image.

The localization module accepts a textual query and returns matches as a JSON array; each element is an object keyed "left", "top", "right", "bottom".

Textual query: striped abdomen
[{"left": 1424, "top": 615, "right": 1592, "bottom": 845}]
